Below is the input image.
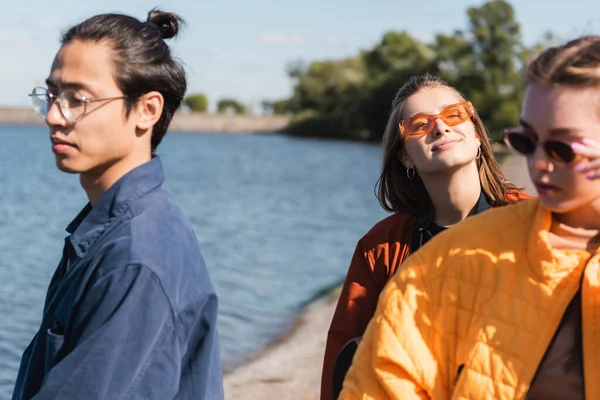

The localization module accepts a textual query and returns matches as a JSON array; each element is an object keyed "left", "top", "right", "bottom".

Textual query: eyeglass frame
[{"left": 28, "top": 86, "right": 127, "bottom": 123}]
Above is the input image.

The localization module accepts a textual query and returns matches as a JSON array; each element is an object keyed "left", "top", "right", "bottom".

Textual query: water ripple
[{"left": 0, "top": 127, "right": 386, "bottom": 397}]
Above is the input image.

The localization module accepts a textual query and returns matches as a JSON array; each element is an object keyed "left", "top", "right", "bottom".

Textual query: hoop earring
[
  {"left": 406, "top": 167, "right": 415, "bottom": 180},
  {"left": 476, "top": 147, "right": 481, "bottom": 159}
]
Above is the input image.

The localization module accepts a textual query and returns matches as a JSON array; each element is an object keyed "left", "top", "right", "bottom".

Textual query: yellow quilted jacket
[{"left": 340, "top": 198, "right": 600, "bottom": 400}]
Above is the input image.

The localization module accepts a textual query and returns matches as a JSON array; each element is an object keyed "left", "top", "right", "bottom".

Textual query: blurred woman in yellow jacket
[{"left": 340, "top": 35, "right": 600, "bottom": 400}]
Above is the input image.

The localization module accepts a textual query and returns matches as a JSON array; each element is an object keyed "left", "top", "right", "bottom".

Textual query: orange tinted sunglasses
[{"left": 399, "top": 101, "right": 474, "bottom": 138}]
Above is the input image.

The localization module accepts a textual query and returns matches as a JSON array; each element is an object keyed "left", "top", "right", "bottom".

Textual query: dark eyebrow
[{"left": 45, "top": 78, "right": 94, "bottom": 94}]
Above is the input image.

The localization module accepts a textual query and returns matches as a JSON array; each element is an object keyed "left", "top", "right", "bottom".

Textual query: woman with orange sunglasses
[
  {"left": 339, "top": 36, "right": 600, "bottom": 400},
  {"left": 321, "top": 73, "right": 530, "bottom": 400}
]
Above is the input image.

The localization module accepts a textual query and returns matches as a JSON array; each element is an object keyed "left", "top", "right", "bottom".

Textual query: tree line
[
  {"left": 183, "top": 94, "right": 247, "bottom": 115},
  {"left": 269, "top": 0, "right": 558, "bottom": 142}
]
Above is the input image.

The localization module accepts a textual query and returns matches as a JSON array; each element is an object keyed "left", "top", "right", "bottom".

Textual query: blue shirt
[{"left": 12, "top": 157, "right": 224, "bottom": 400}]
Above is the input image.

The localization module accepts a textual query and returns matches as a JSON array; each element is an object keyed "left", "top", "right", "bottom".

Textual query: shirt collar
[
  {"left": 66, "top": 157, "right": 165, "bottom": 258},
  {"left": 427, "top": 189, "right": 491, "bottom": 230},
  {"left": 528, "top": 199, "right": 594, "bottom": 273},
  {"left": 473, "top": 189, "right": 492, "bottom": 215}
]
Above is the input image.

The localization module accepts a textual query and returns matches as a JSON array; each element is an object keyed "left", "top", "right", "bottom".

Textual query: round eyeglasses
[{"left": 28, "top": 87, "right": 126, "bottom": 123}]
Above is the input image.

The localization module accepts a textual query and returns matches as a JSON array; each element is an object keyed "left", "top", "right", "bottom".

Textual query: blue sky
[{"left": 3, "top": 0, "right": 600, "bottom": 111}]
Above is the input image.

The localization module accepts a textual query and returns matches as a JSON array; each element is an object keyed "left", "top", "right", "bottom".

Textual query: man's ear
[{"left": 134, "top": 91, "right": 164, "bottom": 131}]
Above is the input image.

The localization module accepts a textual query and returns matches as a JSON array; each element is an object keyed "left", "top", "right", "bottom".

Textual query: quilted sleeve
[{"left": 339, "top": 252, "right": 442, "bottom": 400}]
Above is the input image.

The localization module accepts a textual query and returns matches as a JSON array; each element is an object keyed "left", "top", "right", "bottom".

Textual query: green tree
[
  {"left": 432, "top": 31, "right": 477, "bottom": 85},
  {"left": 359, "top": 32, "right": 439, "bottom": 140},
  {"left": 217, "top": 98, "right": 246, "bottom": 114},
  {"left": 283, "top": 0, "right": 549, "bottom": 142},
  {"left": 183, "top": 93, "right": 208, "bottom": 113},
  {"left": 262, "top": 99, "right": 291, "bottom": 115},
  {"left": 362, "top": 31, "right": 435, "bottom": 79},
  {"left": 287, "top": 57, "right": 366, "bottom": 114},
  {"left": 464, "top": 0, "right": 524, "bottom": 138}
]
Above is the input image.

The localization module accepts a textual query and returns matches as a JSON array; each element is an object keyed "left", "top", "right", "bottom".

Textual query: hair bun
[{"left": 146, "top": 8, "right": 184, "bottom": 40}]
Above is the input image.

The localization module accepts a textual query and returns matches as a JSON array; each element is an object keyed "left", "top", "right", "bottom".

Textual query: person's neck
[
  {"left": 80, "top": 151, "right": 152, "bottom": 206},
  {"left": 549, "top": 217, "right": 600, "bottom": 253},
  {"left": 420, "top": 162, "right": 482, "bottom": 227},
  {"left": 552, "top": 198, "right": 600, "bottom": 232}
]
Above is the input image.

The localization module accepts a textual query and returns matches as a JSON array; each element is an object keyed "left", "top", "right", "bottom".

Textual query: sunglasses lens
[
  {"left": 440, "top": 104, "right": 471, "bottom": 126},
  {"left": 403, "top": 117, "right": 433, "bottom": 137},
  {"left": 30, "top": 87, "right": 49, "bottom": 119},
  {"left": 545, "top": 141, "right": 576, "bottom": 163},
  {"left": 506, "top": 132, "right": 535, "bottom": 155}
]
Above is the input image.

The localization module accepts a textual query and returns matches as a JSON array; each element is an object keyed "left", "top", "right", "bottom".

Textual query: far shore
[{"left": 0, "top": 107, "right": 290, "bottom": 134}]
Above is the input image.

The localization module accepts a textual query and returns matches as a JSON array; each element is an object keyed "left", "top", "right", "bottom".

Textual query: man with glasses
[{"left": 12, "top": 9, "right": 224, "bottom": 400}]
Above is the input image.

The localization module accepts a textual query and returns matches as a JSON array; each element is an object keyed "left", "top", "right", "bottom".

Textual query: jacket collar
[
  {"left": 66, "top": 157, "right": 165, "bottom": 258},
  {"left": 528, "top": 199, "right": 592, "bottom": 278}
]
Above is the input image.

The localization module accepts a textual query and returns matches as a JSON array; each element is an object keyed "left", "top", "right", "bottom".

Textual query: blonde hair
[
  {"left": 526, "top": 35, "right": 600, "bottom": 86},
  {"left": 375, "top": 73, "right": 519, "bottom": 228}
]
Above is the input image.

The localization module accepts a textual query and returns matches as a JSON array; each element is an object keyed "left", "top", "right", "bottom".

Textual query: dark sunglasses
[{"left": 503, "top": 128, "right": 578, "bottom": 163}]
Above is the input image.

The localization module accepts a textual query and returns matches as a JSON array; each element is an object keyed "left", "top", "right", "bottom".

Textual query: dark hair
[
  {"left": 375, "top": 73, "right": 519, "bottom": 228},
  {"left": 526, "top": 35, "right": 600, "bottom": 86},
  {"left": 61, "top": 8, "right": 187, "bottom": 151}
]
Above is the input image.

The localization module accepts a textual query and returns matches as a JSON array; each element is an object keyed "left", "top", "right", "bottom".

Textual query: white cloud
[{"left": 257, "top": 33, "right": 305, "bottom": 46}]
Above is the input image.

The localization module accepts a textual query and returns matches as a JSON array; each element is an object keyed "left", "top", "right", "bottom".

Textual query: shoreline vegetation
[
  {"left": 160, "top": 1, "right": 557, "bottom": 143},
  {"left": 265, "top": 0, "right": 559, "bottom": 142}
]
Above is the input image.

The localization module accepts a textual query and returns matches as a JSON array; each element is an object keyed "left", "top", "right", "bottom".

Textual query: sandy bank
[{"left": 224, "top": 295, "right": 337, "bottom": 400}]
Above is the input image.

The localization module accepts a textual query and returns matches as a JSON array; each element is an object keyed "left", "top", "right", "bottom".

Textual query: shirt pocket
[{"left": 45, "top": 328, "right": 65, "bottom": 374}]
